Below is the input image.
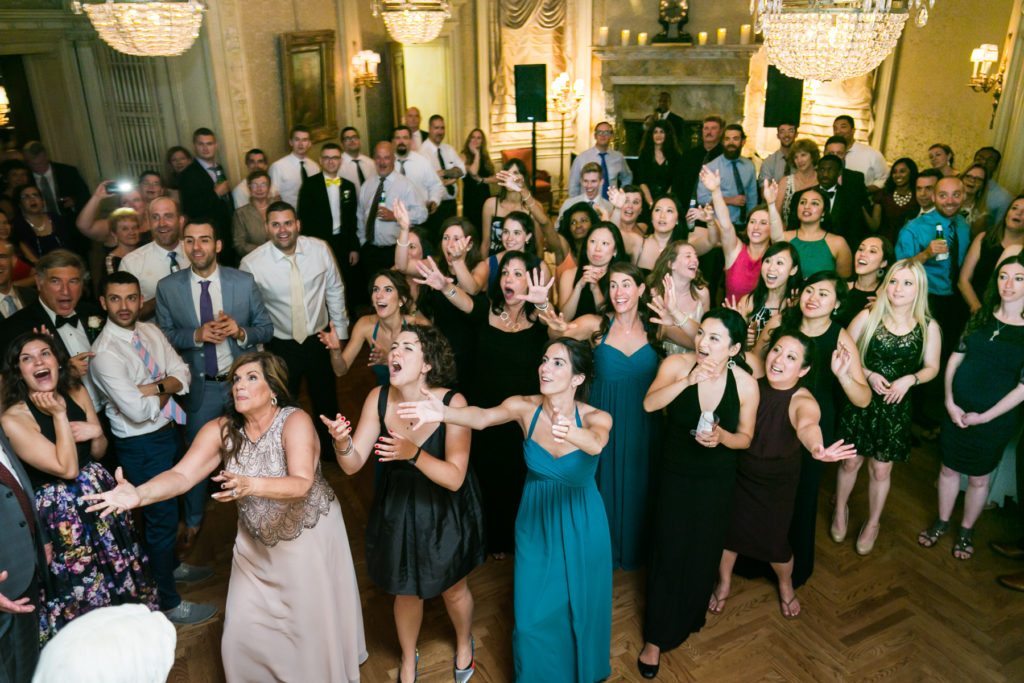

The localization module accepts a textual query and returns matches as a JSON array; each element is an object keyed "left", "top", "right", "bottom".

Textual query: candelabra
[
  {"left": 351, "top": 49, "right": 381, "bottom": 117},
  {"left": 550, "top": 72, "right": 584, "bottom": 202}
]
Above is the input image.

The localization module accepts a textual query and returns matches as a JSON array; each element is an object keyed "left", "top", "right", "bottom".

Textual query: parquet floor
[{"left": 168, "top": 351, "right": 1024, "bottom": 682}]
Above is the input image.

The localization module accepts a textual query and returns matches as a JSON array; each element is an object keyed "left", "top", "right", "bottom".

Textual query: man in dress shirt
[
  {"left": 90, "top": 270, "right": 217, "bottom": 626},
  {"left": 239, "top": 201, "right": 349, "bottom": 454},
  {"left": 120, "top": 196, "right": 186, "bottom": 320},
  {"left": 392, "top": 126, "right": 446, "bottom": 214},
  {"left": 557, "top": 162, "right": 613, "bottom": 220},
  {"left": 339, "top": 127, "right": 376, "bottom": 194},
  {"left": 696, "top": 124, "right": 757, "bottom": 225},
  {"left": 178, "top": 128, "right": 235, "bottom": 263},
  {"left": 357, "top": 142, "right": 429, "bottom": 276},
  {"left": 403, "top": 107, "right": 429, "bottom": 151},
  {"left": 156, "top": 220, "right": 273, "bottom": 542},
  {"left": 758, "top": 120, "right": 798, "bottom": 186},
  {"left": 269, "top": 125, "right": 320, "bottom": 207},
  {"left": 418, "top": 114, "right": 465, "bottom": 239},
  {"left": 654, "top": 91, "right": 685, "bottom": 143},
  {"left": 674, "top": 114, "right": 725, "bottom": 202},
  {"left": 568, "top": 122, "right": 632, "bottom": 198},
  {"left": 973, "top": 146, "right": 1013, "bottom": 225},
  {"left": 832, "top": 115, "right": 888, "bottom": 190},
  {"left": 914, "top": 169, "right": 943, "bottom": 217},
  {"left": 791, "top": 154, "right": 866, "bottom": 248},
  {"left": 231, "top": 148, "right": 277, "bottom": 208},
  {"left": 0, "top": 240, "right": 36, "bottom": 318}
]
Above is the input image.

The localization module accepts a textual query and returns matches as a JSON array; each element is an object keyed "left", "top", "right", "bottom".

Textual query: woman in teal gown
[
  {"left": 398, "top": 337, "right": 614, "bottom": 682},
  {"left": 541, "top": 262, "right": 660, "bottom": 570}
]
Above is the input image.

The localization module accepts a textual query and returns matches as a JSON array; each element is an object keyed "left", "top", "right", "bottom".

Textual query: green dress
[{"left": 790, "top": 234, "right": 835, "bottom": 277}]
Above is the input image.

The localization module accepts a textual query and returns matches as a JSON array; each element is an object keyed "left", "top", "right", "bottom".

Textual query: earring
[
  {"left": 271, "top": 396, "right": 278, "bottom": 406},
  {"left": 728, "top": 358, "right": 737, "bottom": 369}
]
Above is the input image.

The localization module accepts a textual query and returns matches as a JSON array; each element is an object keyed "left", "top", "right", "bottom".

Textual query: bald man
[{"left": 403, "top": 107, "right": 429, "bottom": 151}]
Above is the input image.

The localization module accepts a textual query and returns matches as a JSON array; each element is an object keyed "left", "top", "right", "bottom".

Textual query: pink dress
[{"left": 724, "top": 244, "right": 762, "bottom": 302}]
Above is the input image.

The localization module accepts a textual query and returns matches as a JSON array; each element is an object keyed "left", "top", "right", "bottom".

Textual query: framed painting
[{"left": 280, "top": 30, "right": 336, "bottom": 142}]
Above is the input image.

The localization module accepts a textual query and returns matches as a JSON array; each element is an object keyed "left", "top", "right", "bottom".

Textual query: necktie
[
  {"left": 1, "top": 294, "right": 16, "bottom": 317},
  {"left": 947, "top": 217, "right": 961, "bottom": 285},
  {"left": 287, "top": 255, "right": 309, "bottom": 344},
  {"left": 38, "top": 174, "right": 60, "bottom": 215},
  {"left": 355, "top": 160, "right": 366, "bottom": 186},
  {"left": 438, "top": 148, "right": 455, "bottom": 197},
  {"left": 300, "top": 159, "right": 309, "bottom": 181},
  {"left": 210, "top": 164, "right": 226, "bottom": 183},
  {"left": 398, "top": 159, "right": 407, "bottom": 176},
  {"left": 55, "top": 313, "right": 79, "bottom": 328},
  {"left": 365, "top": 178, "right": 385, "bottom": 246},
  {"left": 131, "top": 331, "right": 186, "bottom": 425},
  {"left": 730, "top": 159, "right": 747, "bottom": 223},
  {"left": 599, "top": 152, "right": 610, "bottom": 199},
  {"left": 325, "top": 177, "right": 341, "bottom": 187},
  {"left": 168, "top": 251, "right": 180, "bottom": 273},
  {"left": 0, "top": 461, "right": 36, "bottom": 537},
  {"left": 199, "top": 280, "right": 218, "bottom": 377}
]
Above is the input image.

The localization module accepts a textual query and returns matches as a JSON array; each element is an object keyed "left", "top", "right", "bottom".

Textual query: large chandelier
[
  {"left": 71, "top": 0, "right": 205, "bottom": 57},
  {"left": 372, "top": 1, "right": 450, "bottom": 45},
  {"left": 752, "top": 0, "right": 935, "bottom": 82}
]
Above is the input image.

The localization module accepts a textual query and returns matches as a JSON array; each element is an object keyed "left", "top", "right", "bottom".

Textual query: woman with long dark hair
[
  {"left": 558, "top": 221, "right": 628, "bottom": 320},
  {"left": 635, "top": 121, "right": 681, "bottom": 206},
  {"left": 839, "top": 235, "right": 894, "bottom": 327},
  {"left": 865, "top": 157, "right": 919, "bottom": 242},
  {"left": 645, "top": 241, "right": 711, "bottom": 354},
  {"left": 729, "top": 241, "right": 801, "bottom": 350},
  {"left": 550, "top": 201, "right": 601, "bottom": 277},
  {"left": 479, "top": 158, "right": 550, "bottom": 258},
  {"left": 11, "top": 184, "right": 71, "bottom": 264},
  {"left": 928, "top": 143, "right": 957, "bottom": 177},
  {"left": 771, "top": 186, "right": 853, "bottom": 278},
  {"left": 636, "top": 308, "right": 760, "bottom": 678},
  {"left": 471, "top": 210, "right": 549, "bottom": 292},
  {"left": 460, "top": 128, "right": 496, "bottom": 233},
  {"left": 959, "top": 195, "right": 1024, "bottom": 313}
]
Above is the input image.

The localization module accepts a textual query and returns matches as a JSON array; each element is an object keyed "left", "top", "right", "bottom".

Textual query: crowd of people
[{"left": 1, "top": 95, "right": 1023, "bottom": 683}]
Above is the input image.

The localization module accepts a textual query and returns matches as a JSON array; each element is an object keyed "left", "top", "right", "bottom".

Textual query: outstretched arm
[{"left": 397, "top": 389, "right": 531, "bottom": 432}]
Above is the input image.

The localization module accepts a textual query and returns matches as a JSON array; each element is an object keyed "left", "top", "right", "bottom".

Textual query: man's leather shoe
[
  {"left": 998, "top": 570, "right": 1024, "bottom": 592},
  {"left": 991, "top": 541, "right": 1024, "bottom": 560}
]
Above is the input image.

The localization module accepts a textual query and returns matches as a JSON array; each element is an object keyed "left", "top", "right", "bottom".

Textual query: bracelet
[
  {"left": 536, "top": 302, "right": 550, "bottom": 312},
  {"left": 409, "top": 445, "right": 422, "bottom": 465},
  {"left": 396, "top": 239, "right": 410, "bottom": 248},
  {"left": 446, "top": 286, "right": 458, "bottom": 298},
  {"left": 334, "top": 436, "right": 354, "bottom": 456},
  {"left": 912, "top": 374, "right": 920, "bottom": 386}
]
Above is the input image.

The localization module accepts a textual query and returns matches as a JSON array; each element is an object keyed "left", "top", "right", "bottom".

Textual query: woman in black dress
[
  {"left": 839, "top": 235, "right": 893, "bottom": 328},
  {"left": 713, "top": 331, "right": 856, "bottom": 619},
  {"left": 635, "top": 122, "right": 681, "bottom": 207},
  {"left": 460, "top": 128, "right": 496, "bottom": 234},
  {"left": 324, "top": 325, "right": 485, "bottom": 683},
  {"left": 557, "top": 221, "right": 628, "bottom": 320},
  {"left": 636, "top": 308, "right": 759, "bottom": 678},
  {"left": 919, "top": 254, "right": 1024, "bottom": 560},
  {"left": 416, "top": 250, "right": 552, "bottom": 557},
  {"left": 958, "top": 195, "right": 1024, "bottom": 314}
]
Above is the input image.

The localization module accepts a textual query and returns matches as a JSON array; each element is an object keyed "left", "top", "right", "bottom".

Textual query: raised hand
[
  {"left": 689, "top": 357, "right": 721, "bottom": 385},
  {"left": 396, "top": 386, "right": 446, "bottom": 429},
  {"left": 447, "top": 235, "right": 473, "bottom": 263},
  {"left": 514, "top": 267, "right": 554, "bottom": 305},
  {"left": 830, "top": 342, "right": 854, "bottom": 380},
  {"left": 538, "top": 309, "right": 573, "bottom": 334},
  {"left": 813, "top": 439, "right": 858, "bottom": 462},
  {"left": 82, "top": 467, "right": 140, "bottom": 517},
  {"left": 319, "top": 412, "right": 353, "bottom": 443},
  {"left": 414, "top": 256, "right": 454, "bottom": 292},
  {"left": 721, "top": 295, "right": 742, "bottom": 313},
  {"left": 607, "top": 185, "right": 627, "bottom": 210},
  {"left": 763, "top": 179, "right": 779, "bottom": 205},
  {"left": 699, "top": 165, "right": 721, "bottom": 192},
  {"left": 317, "top": 321, "right": 342, "bottom": 351},
  {"left": 29, "top": 391, "right": 67, "bottom": 417},
  {"left": 496, "top": 170, "right": 523, "bottom": 193},
  {"left": 393, "top": 199, "right": 411, "bottom": 231},
  {"left": 376, "top": 429, "right": 420, "bottom": 463}
]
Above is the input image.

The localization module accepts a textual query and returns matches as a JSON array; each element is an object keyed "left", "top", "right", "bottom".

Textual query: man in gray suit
[
  {"left": 0, "top": 425, "right": 49, "bottom": 683},
  {"left": 155, "top": 218, "right": 273, "bottom": 542}
]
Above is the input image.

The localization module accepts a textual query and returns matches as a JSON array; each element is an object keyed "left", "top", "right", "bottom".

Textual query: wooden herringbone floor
[{"left": 168, "top": 352, "right": 1024, "bottom": 682}]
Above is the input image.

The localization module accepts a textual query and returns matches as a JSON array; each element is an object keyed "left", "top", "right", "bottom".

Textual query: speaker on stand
[{"left": 514, "top": 64, "right": 548, "bottom": 189}]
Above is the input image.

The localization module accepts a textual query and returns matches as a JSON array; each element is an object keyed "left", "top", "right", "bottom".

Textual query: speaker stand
[{"left": 529, "top": 119, "right": 538, "bottom": 191}]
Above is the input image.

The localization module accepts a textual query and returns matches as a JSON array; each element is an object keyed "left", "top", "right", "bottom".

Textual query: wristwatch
[
  {"left": 157, "top": 382, "right": 166, "bottom": 395},
  {"left": 409, "top": 446, "right": 422, "bottom": 466}
]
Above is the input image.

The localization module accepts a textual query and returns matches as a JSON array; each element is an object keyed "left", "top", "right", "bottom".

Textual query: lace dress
[{"left": 222, "top": 406, "right": 367, "bottom": 683}]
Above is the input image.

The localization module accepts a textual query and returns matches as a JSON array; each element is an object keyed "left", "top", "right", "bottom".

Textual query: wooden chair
[{"left": 500, "top": 147, "right": 553, "bottom": 213}]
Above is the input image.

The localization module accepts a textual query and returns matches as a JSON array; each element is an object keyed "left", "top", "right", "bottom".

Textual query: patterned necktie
[
  {"left": 299, "top": 159, "right": 309, "bottom": 181},
  {"left": 355, "top": 160, "right": 366, "bottom": 186},
  {"left": 438, "top": 148, "right": 455, "bottom": 197},
  {"left": 398, "top": 159, "right": 407, "bottom": 176},
  {"left": 0, "top": 460, "right": 36, "bottom": 537},
  {"left": 287, "top": 255, "right": 309, "bottom": 344},
  {"left": 730, "top": 159, "right": 747, "bottom": 223},
  {"left": 38, "top": 175, "right": 60, "bottom": 215},
  {"left": 168, "top": 251, "right": 180, "bottom": 273},
  {"left": 131, "top": 331, "right": 186, "bottom": 425},
  {"left": 599, "top": 152, "right": 610, "bottom": 199},
  {"left": 199, "top": 280, "right": 218, "bottom": 377},
  {"left": 1, "top": 294, "right": 16, "bottom": 317},
  {"left": 365, "top": 177, "right": 385, "bottom": 246}
]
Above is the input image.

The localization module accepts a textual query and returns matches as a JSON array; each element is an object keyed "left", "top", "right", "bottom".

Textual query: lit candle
[
  {"left": 740, "top": 24, "right": 752, "bottom": 45},
  {"left": 597, "top": 26, "right": 609, "bottom": 46},
  {"left": 698, "top": 31, "right": 708, "bottom": 46},
  {"left": 717, "top": 28, "right": 727, "bottom": 45},
  {"left": 637, "top": 32, "right": 649, "bottom": 47},
  {"left": 621, "top": 29, "right": 631, "bottom": 47}
]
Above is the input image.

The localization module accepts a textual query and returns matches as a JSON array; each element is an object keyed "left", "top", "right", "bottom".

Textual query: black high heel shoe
[{"left": 637, "top": 654, "right": 660, "bottom": 679}]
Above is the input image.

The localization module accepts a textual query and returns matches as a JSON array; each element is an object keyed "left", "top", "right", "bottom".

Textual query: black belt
[{"left": 206, "top": 373, "right": 231, "bottom": 382}]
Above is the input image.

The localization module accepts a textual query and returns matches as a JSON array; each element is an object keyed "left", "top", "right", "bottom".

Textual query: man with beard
[
  {"left": 674, "top": 114, "right": 725, "bottom": 202},
  {"left": 339, "top": 127, "right": 376, "bottom": 195},
  {"left": 758, "top": 121, "right": 798, "bottom": 186},
  {"left": 418, "top": 114, "right": 464, "bottom": 236},
  {"left": 90, "top": 270, "right": 216, "bottom": 625},
  {"left": 391, "top": 126, "right": 445, "bottom": 219},
  {"left": 696, "top": 124, "right": 757, "bottom": 225},
  {"left": 120, "top": 196, "right": 186, "bottom": 320}
]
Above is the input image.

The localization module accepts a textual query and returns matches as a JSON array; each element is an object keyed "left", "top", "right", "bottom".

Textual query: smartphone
[{"left": 105, "top": 180, "right": 135, "bottom": 194}]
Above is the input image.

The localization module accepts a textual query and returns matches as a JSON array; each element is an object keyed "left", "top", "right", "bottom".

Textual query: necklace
[
  {"left": 893, "top": 189, "right": 912, "bottom": 207},
  {"left": 499, "top": 306, "right": 525, "bottom": 331},
  {"left": 25, "top": 215, "right": 49, "bottom": 234},
  {"left": 991, "top": 320, "right": 1009, "bottom": 341}
]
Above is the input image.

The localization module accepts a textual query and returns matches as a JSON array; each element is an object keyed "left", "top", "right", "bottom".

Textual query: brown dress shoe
[
  {"left": 997, "top": 570, "right": 1024, "bottom": 592},
  {"left": 990, "top": 541, "right": 1024, "bottom": 560}
]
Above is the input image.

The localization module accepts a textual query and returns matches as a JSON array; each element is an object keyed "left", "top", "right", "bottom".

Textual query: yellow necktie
[
  {"left": 325, "top": 177, "right": 341, "bottom": 187},
  {"left": 288, "top": 255, "right": 308, "bottom": 344}
]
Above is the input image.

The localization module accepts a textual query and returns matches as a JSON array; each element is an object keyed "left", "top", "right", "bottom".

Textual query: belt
[{"left": 206, "top": 373, "right": 231, "bottom": 382}]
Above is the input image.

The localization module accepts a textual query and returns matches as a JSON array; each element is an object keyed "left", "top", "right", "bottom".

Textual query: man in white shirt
[
  {"left": 268, "top": 125, "right": 320, "bottom": 206},
  {"left": 339, "top": 126, "right": 376, "bottom": 194},
  {"left": 832, "top": 115, "right": 888, "bottom": 190},
  {"left": 239, "top": 201, "right": 349, "bottom": 454},
  {"left": 567, "top": 121, "right": 633, "bottom": 198},
  {"left": 89, "top": 270, "right": 216, "bottom": 625},
  {"left": 119, "top": 196, "right": 186, "bottom": 320},
  {"left": 418, "top": 114, "right": 465, "bottom": 239},
  {"left": 558, "top": 162, "right": 613, "bottom": 220},
  {"left": 758, "top": 120, "right": 798, "bottom": 186},
  {"left": 404, "top": 107, "right": 428, "bottom": 151},
  {"left": 231, "top": 148, "right": 277, "bottom": 208},
  {"left": 0, "top": 240, "right": 35, "bottom": 318},
  {"left": 392, "top": 126, "right": 446, "bottom": 214},
  {"left": 357, "top": 141, "right": 429, "bottom": 275}
]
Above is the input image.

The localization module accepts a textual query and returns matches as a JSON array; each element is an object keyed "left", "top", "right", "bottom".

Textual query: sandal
[
  {"left": 953, "top": 527, "right": 975, "bottom": 561},
  {"left": 917, "top": 519, "right": 949, "bottom": 548},
  {"left": 779, "top": 595, "right": 801, "bottom": 619},
  {"left": 707, "top": 591, "right": 728, "bottom": 615}
]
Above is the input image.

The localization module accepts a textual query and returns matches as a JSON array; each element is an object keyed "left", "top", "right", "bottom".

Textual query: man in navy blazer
[
  {"left": 155, "top": 218, "right": 273, "bottom": 537},
  {"left": 0, "top": 424, "right": 50, "bottom": 683}
]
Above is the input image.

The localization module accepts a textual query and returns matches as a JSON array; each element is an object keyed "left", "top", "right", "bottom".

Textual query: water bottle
[
  {"left": 935, "top": 223, "right": 949, "bottom": 261},
  {"left": 687, "top": 198, "right": 698, "bottom": 229}
]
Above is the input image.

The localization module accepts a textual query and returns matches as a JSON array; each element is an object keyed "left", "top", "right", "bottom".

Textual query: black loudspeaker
[
  {"left": 514, "top": 64, "right": 547, "bottom": 123},
  {"left": 763, "top": 65, "right": 803, "bottom": 128}
]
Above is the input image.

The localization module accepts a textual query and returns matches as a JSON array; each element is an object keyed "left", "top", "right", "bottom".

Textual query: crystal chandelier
[
  {"left": 372, "top": 1, "right": 450, "bottom": 45},
  {"left": 71, "top": 0, "right": 205, "bottom": 58},
  {"left": 752, "top": 0, "right": 935, "bottom": 82}
]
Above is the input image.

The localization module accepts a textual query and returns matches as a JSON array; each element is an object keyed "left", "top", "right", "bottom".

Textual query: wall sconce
[
  {"left": 550, "top": 72, "right": 585, "bottom": 202},
  {"left": 968, "top": 43, "right": 1004, "bottom": 127},
  {"left": 351, "top": 49, "right": 381, "bottom": 116},
  {"left": 0, "top": 86, "right": 9, "bottom": 127}
]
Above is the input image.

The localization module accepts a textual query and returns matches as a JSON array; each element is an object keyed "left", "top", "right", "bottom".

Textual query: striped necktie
[{"left": 131, "top": 331, "right": 186, "bottom": 425}]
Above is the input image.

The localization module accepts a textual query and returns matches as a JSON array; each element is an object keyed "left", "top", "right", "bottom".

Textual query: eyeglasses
[{"left": 965, "top": 174, "right": 986, "bottom": 181}]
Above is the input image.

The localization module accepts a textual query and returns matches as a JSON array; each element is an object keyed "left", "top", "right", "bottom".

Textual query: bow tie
[
  {"left": 55, "top": 314, "right": 79, "bottom": 328},
  {"left": 325, "top": 177, "right": 341, "bottom": 187}
]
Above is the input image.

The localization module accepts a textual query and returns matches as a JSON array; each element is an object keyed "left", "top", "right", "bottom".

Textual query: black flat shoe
[{"left": 637, "top": 656, "right": 660, "bottom": 679}]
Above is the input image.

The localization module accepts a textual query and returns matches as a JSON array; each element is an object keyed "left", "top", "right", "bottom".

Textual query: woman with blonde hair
[
  {"left": 104, "top": 207, "right": 141, "bottom": 274},
  {"left": 832, "top": 259, "right": 942, "bottom": 554}
]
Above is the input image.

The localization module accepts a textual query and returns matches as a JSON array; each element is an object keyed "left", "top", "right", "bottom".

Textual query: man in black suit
[
  {"left": 177, "top": 128, "right": 236, "bottom": 265},
  {"left": 824, "top": 135, "right": 869, "bottom": 203},
  {"left": 0, "top": 240, "right": 37, "bottom": 319},
  {"left": 0, "top": 250, "right": 103, "bottom": 380},
  {"left": 0, "top": 423, "right": 50, "bottom": 683},
  {"left": 787, "top": 155, "right": 868, "bottom": 249},
  {"left": 297, "top": 143, "right": 361, "bottom": 310},
  {"left": 23, "top": 140, "right": 91, "bottom": 257},
  {"left": 654, "top": 91, "right": 686, "bottom": 144}
]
